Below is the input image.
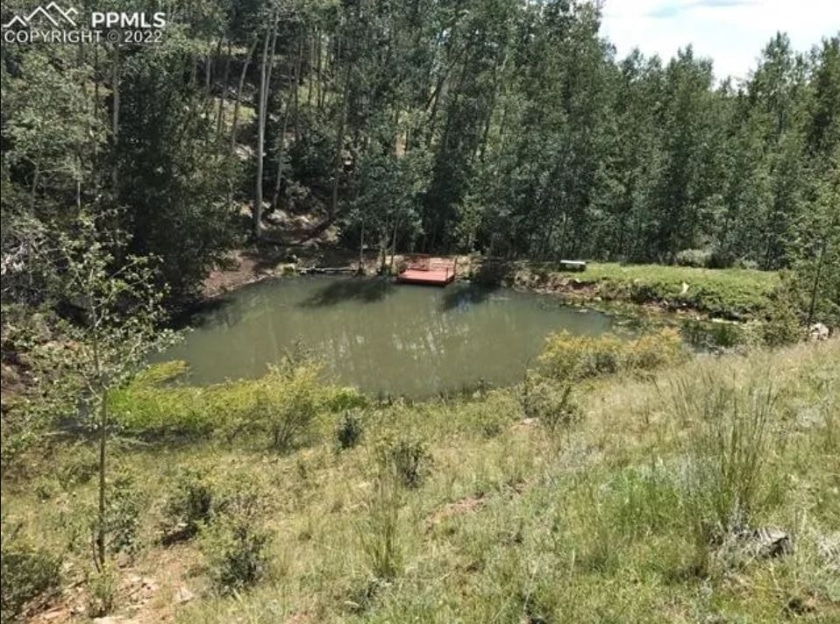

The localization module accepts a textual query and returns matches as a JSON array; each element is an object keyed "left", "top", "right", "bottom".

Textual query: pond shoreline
[{"left": 201, "top": 248, "right": 775, "bottom": 324}]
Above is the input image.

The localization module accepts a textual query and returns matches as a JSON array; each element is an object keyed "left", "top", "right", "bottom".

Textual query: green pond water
[{"left": 163, "top": 277, "right": 618, "bottom": 397}]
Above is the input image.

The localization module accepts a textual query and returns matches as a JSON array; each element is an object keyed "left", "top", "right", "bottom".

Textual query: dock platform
[{"left": 396, "top": 256, "right": 457, "bottom": 286}]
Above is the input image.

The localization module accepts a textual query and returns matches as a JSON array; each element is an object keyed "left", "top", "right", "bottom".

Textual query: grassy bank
[
  {"left": 202, "top": 250, "right": 780, "bottom": 322},
  {"left": 2, "top": 336, "right": 838, "bottom": 623},
  {"left": 497, "top": 261, "right": 780, "bottom": 320}
]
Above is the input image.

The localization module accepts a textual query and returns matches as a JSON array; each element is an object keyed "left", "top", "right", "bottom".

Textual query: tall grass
[{"left": 672, "top": 370, "right": 779, "bottom": 571}]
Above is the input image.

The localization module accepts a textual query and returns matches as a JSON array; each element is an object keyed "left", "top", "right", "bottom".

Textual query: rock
[
  {"left": 92, "top": 617, "right": 124, "bottom": 624},
  {"left": 745, "top": 527, "right": 793, "bottom": 559},
  {"left": 815, "top": 532, "right": 840, "bottom": 573},
  {"left": 809, "top": 323, "right": 830, "bottom": 341},
  {"left": 175, "top": 586, "right": 196, "bottom": 604},
  {"left": 264, "top": 210, "right": 284, "bottom": 226}
]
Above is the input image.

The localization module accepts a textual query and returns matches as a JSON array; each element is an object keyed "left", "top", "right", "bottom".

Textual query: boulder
[{"left": 809, "top": 323, "right": 830, "bottom": 341}]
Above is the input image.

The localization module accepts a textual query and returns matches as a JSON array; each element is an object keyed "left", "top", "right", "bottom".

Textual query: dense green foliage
[
  {"left": 0, "top": 3, "right": 838, "bottom": 620},
  {"left": 2, "top": 1, "right": 837, "bottom": 318}
]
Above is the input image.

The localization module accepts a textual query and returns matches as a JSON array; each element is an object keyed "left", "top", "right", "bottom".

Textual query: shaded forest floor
[{"left": 6, "top": 340, "right": 838, "bottom": 623}]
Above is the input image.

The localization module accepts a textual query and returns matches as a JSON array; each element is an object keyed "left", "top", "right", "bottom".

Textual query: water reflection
[{"left": 162, "top": 277, "right": 616, "bottom": 397}]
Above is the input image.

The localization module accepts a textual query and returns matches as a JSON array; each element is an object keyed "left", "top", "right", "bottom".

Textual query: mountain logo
[{"left": 2, "top": 3, "right": 78, "bottom": 29}]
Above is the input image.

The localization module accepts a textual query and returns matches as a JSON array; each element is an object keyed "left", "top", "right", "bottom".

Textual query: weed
[
  {"left": 335, "top": 410, "right": 364, "bottom": 451},
  {"left": 673, "top": 371, "right": 779, "bottom": 572},
  {"left": 86, "top": 563, "right": 118, "bottom": 617},
  {"left": 377, "top": 435, "right": 433, "bottom": 489},
  {"left": 359, "top": 467, "right": 404, "bottom": 581},
  {"left": 521, "top": 373, "right": 582, "bottom": 435}
]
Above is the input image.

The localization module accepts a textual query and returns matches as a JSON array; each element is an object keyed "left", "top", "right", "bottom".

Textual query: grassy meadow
[
  {"left": 504, "top": 261, "right": 781, "bottom": 320},
  {"left": 2, "top": 329, "right": 838, "bottom": 623}
]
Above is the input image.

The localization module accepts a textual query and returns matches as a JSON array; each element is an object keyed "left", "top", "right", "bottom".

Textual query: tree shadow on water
[
  {"left": 299, "top": 277, "right": 396, "bottom": 307},
  {"left": 439, "top": 257, "right": 516, "bottom": 312},
  {"left": 440, "top": 283, "right": 500, "bottom": 312}
]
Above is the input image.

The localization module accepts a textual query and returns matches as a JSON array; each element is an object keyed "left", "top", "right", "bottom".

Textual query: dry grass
[{"left": 3, "top": 340, "right": 838, "bottom": 623}]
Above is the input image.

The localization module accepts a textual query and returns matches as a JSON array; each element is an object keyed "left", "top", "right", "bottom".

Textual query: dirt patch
[
  {"left": 27, "top": 545, "right": 201, "bottom": 624},
  {"left": 202, "top": 249, "right": 288, "bottom": 298}
]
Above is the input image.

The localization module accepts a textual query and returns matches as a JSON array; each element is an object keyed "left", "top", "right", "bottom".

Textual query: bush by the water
[
  {"left": 109, "top": 358, "right": 367, "bottom": 440},
  {"left": 538, "top": 328, "right": 686, "bottom": 382}
]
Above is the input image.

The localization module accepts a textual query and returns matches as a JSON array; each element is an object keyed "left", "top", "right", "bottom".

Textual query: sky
[{"left": 600, "top": 0, "right": 840, "bottom": 81}]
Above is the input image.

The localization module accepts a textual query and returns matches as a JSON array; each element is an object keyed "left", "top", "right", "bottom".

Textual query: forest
[
  {"left": 1, "top": 1, "right": 839, "bottom": 623},
  {"left": 2, "top": 0, "right": 838, "bottom": 310}
]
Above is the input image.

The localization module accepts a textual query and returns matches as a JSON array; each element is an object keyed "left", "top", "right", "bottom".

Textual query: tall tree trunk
[
  {"left": 111, "top": 44, "right": 120, "bottom": 196},
  {"left": 216, "top": 40, "right": 232, "bottom": 138},
  {"left": 230, "top": 39, "right": 258, "bottom": 154},
  {"left": 254, "top": 23, "right": 277, "bottom": 239},
  {"left": 206, "top": 38, "right": 221, "bottom": 95},
  {"left": 389, "top": 219, "right": 400, "bottom": 274},
  {"left": 330, "top": 40, "right": 349, "bottom": 220},
  {"left": 807, "top": 231, "right": 829, "bottom": 326},
  {"left": 93, "top": 337, "right": 106, "bottom": 570},
  {"left": 271, "top": 37, "right": 303, "bottom": 212},
  {"left": 293, "top": 35, "right": 302, "bottom": 143},
  {"left": 307, "top": 26, "right": 315, "bottom": 108},
  {"left": 358, "top": 217, "right": 365, "bottom": 274}
]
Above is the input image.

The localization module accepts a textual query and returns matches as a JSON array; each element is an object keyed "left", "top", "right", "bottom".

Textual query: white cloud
[{"left": 601, "top": 0, "right": 840, "bottom": 81}]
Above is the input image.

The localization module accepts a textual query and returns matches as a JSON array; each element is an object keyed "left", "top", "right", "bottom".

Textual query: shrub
[
  {"left": 675, "top": 248, "right": 713, "bottom": 268},
  {"left": 377, "top": 436, "right": 433, "bottom": 489},
  {"left": 520, "top": 373, "right": 582, "bottom": 434},
  {"left": 538, "top": 329, "right": 686, "bottom": 382},
  {"left": 762, "top": 279, "right": 804, "bottom": 346},
  {"left": 56, "top": 444, "right": 99, "bottom": 490},
  {"left": 680, "top": 320, "right": 744, "bottom": 350},
  {"left": 0, "top": 522, "right": 61, "bottom": 624},
  {"left": 335, "top": 410, "right": 364, "bottom": 451},
  {"left": 227, "top": 360, "right": 325, "bottom": 453},
  {"left": 625, "top": 328, "right": 685, "bottom": 371},
  {"left": 200, "top": 478, "right": 272, "bottom": 594},
  {"left": 104, "top": 475, "right": 144, "bottom": 556},
  {"left": 161, "top": 467, "right": 216, "bottom": 543},
  {"left": 111, "top": 358, "right": 365, "bottom": 439},
  {"left": 472, "top": 259, "right": 514, "bottom": 286},
  {"left": 538, "top": 331, "right": 624, "bottom": 382},
  {"left": 201, "top": 515, "right": 272, "bottom": 594}
]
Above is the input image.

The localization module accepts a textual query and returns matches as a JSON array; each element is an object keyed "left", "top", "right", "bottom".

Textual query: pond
[{"left": 163, "top": 277, "right": 619, "bottom": 397}]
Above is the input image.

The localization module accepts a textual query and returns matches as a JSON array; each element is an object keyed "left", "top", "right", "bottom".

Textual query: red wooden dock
[{"left": 396, "top": 256, "right": 457, "bottom": 286}]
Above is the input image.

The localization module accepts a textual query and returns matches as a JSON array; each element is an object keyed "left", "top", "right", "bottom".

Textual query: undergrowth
[{"left": 2, "top": 339, "right": 838, "bottom": 623}]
